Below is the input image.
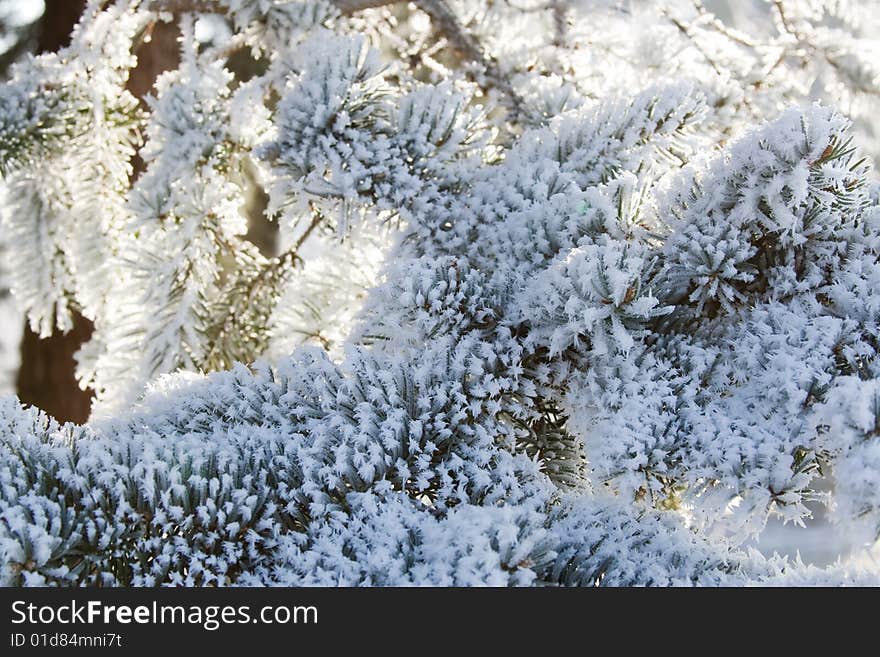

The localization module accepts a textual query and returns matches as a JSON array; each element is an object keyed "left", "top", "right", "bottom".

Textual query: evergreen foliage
[{"left": 1, "top": 0, "right": 880, "bottom": 586}]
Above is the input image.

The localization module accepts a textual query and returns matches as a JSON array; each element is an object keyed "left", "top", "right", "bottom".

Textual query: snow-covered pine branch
[{"left": 1, "top": 0, "right": 880, "bottom": 586}]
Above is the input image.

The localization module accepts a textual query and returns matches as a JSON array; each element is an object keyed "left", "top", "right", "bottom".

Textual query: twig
[
  {"left": 691, "top": 0, "right": 756, "bottom": 49},
  {"left": 665, "top": 11, "right": 724, "bottom": 78}
]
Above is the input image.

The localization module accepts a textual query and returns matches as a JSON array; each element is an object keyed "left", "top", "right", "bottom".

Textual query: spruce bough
[{"left": 1, "top": 0, "right": 880, "bottom": 586}]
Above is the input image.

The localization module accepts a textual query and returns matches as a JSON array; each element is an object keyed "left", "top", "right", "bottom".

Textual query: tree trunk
[{"left": 16, "top": 312, "right": 94, "bottom": 424}]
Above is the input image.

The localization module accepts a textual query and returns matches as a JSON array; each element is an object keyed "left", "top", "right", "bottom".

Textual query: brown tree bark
[
  {"left": 15, "top": 4, "right": 180, "bottom": 424},
  {"left": 128, "top": 20, "right": 180, "bottom": 101},
  {"left": 35, "top": 0, "right": 86, "bottom": 53},
  {"left": 16, "top": 312, "right": 94, "bottom": 424}
]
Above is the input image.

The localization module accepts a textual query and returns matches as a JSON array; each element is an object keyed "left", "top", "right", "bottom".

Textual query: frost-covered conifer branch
[
  {"left": 2, "top": 0, "right": 880, "bottom": 587},
  {"left": 157, "top": 0, "right": 527, "bottom": 116}
]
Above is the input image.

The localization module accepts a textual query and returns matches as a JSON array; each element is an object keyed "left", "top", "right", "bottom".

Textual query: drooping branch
[
  {"left": 199, "top": 209, "right": 326, "bottom": 371},
  {"left": 153, "top": 0, "right": 526, "bottom": 119}
]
